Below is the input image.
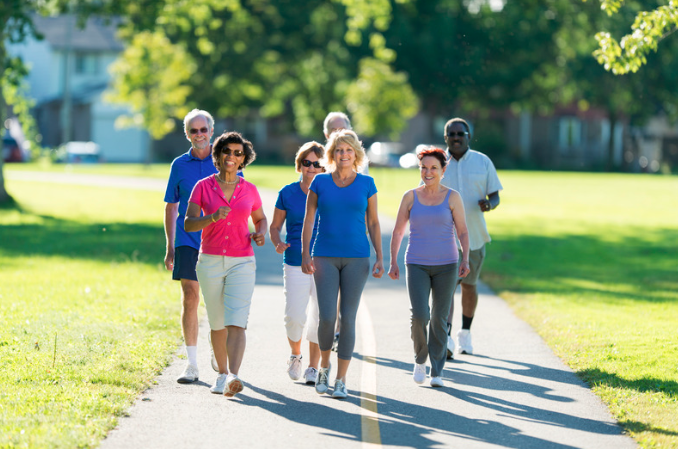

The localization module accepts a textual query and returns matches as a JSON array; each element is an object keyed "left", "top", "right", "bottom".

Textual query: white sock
[{"left": 186, "top": 346, "right": 198, "bottom": 367}]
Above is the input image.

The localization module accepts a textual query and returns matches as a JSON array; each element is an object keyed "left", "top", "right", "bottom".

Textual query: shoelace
[{"left": 319, "top": 369, "right": 329, "bottom": 384}]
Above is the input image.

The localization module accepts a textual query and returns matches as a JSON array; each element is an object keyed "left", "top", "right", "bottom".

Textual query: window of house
[
  {"left": 75, "top": 53, "right": 99, "bottom": 75},
  {"left": 559, "top": 117, "right": 581, "bottom": 153}
]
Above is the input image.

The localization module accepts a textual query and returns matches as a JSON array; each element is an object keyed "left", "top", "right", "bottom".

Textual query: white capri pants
[
  {"left": 196, "top": 254, "right": 256, "bottom": 330},
  {"left": 283, "top": 264, "right": 319, "bottom": 344}
]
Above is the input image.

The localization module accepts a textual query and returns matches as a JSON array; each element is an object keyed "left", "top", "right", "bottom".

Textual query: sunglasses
[
  {"left": 301, "top": 159, "right": 322, "bottom": 168},
  {"left": 223, "top": 148, "right": 244, "bottom": 157},
  {"left": 189, "top": 127, "right": 209, "bottom": 135},
  {"left": 446, "top": 131, "right": 469, "bottom": 137}
]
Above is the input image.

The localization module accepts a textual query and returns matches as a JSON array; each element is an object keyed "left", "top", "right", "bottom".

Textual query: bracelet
[{"left": 211, "top": 214, "right": 216, "bottom": 223}]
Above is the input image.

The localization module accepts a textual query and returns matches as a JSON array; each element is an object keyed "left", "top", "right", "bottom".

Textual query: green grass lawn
[{"left": 2, "top": 164, "right": 677, "bottom": 448}]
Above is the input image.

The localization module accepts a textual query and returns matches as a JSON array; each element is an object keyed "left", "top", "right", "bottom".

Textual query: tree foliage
[{"left": 590, "top": 0, "right": 678, "bottom": 74}]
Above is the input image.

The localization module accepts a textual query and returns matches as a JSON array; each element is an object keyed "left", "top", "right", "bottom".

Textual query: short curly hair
[
  {"left": 324, "top": 129, "right": 366, "bottom": 173},
  {"left": 295, "top": 141, "right": 325, "bottom": 173},
  {"left": 417, "top": 146, "right": 447, "bottom": 168},
  {"left": 212, "top": 131, "right": 256, "bottom": 170}
]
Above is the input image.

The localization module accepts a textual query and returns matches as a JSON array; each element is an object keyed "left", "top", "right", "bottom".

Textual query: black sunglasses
[
  {"left": 189, "top": 127, "right": 209, "bottom": 135},
  {"left": 301, "top": 159, "right": 322, "bottom": 168},
  {"left": 223, "top": 148, "right": 244, "bottom": 157},
  {"left": 446, "top": 131, "right": 469, "bottom": 137}
]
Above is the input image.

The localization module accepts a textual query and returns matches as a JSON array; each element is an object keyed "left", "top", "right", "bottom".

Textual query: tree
[{"left": 590, "top": 0, "right": 678, "bottom": 74}]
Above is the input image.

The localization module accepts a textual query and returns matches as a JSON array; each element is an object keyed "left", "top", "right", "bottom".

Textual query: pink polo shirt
[{"left": 188, "top": 174, "right": 263, "bottom": 257}]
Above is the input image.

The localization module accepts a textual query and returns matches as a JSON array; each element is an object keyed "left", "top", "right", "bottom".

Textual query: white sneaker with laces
[
  {"left": 210, "top": 373, "right": 227, "bottom": 394},
  {"left": 207, "top": 332, "right": 218, "bottom": 372},
  {"left": 332, "top": 379, "right": 348, "bottom": 398},
  {"left": 457, "top": 329, "right": 474, "bottom": 354},
  {"left": 224, "top": 373, "right": 244, "bottom": 397},
  {"left": 430, "top": 376, "right": 445, "bottom": 388},
  {"left": 176, "top": 363, "right": 199, "bottom": 384},
  {"left": 412, "top": 363, "right": 426, "bottom": 384},
  {"left": 315, "top": 364, "right": 331, "bottom": 394},
  {"left": 304, "top": 367, "right": 318, "bottom": 385},
  {"left": 446, "top": 335, "right": 455, "bottom": 360},
  {"left": 287, "top": 355, "right": 303, "bottom": 381}
]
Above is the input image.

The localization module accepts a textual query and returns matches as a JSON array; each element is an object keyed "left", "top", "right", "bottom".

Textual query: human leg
[
  {"left": 457, "top": 246, "right": 485, "bottom": 354},
  {"left": 313, "top": 257, "right": 340, "bottom": 366},
  {"left": 406, "top": 263, "right": 433, "bottom": 366},
  {"left": 196, "top": 254, "right": 230, "bottom": 374},
  {"left": 429, "top": 263, "right": 457, "bottom": 377}
]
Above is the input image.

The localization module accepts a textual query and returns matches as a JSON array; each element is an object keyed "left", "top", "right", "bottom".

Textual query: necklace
[
  {"left": 334, "top": 171, "right": 355, "bottom": 186},
  {"left": 216, "top": 174, "right": 238, "bottom": 185}
]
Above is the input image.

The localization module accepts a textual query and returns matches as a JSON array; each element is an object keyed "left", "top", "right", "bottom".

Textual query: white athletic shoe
[
  {"left": 176, "top": 363, "right": 199, "bottom": 384},
  {"left": 457, "top": 329, "right": 474, "bottom": 355},
  {"left": 446, "top": 335, "right": 455, "bottom": 360},
  {"left": 304, "top": 367, "right": 318, "bottom": 385},
  {"left": 430, "top": 376, "right": 445, "bottom": 388},
  {"left": 413, "top": 363, "right": 426, "bottom": 384},
  {"left": 287, "top": 355, "right": 303, "bottom": 381},
  {"left": 210, "top": 373, "right": 227, "bottom": 394}
]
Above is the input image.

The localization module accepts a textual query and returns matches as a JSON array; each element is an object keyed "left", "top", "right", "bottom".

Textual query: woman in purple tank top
[{"left": 388, "top": 147, "right": 470, "bottom": 388}]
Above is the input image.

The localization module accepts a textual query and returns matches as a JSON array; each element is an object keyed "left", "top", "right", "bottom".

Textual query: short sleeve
[
  {"left": 275, "top": 188, "right": 286, "bottom": 211},
  {"left": 164, "top": 162, "right": 180, "bottom": 203},
  {"left": 367, "top": 176, "right": 378, "bottom": 198},
  {"left": 188, "top": 179, "right": 204, "bottom": 208},
  {"left": 485, "top": 159, "right": 503, "bottom": 194},
  {"left": 251, "top": 185, "right": 263, "bottom": 212}
]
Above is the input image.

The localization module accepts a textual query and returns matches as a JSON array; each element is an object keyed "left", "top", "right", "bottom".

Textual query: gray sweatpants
[
  {"left": 313, "top": 256, "right": 370, "bottom": 360},
  {"left": 406, "top": 262, "right": 459, "bottom": 377}
]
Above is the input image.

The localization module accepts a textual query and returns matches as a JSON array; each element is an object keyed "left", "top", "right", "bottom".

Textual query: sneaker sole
[
  {"left": 177, "top": 377, "right": 198, "bottom": 384},
  {"left": 332, "top": 392, "right": 347, "bottom": 399},
  {"left": 224, "top": 378, "right": 243, "bottom": 397}
]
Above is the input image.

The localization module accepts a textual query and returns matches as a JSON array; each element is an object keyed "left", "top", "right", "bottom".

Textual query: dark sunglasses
[
  {"left": 446, "top": 131, "right": 469, "bottom": 137},
  {"left": 223, "top": 148, "right": 244, "bottom": 157},
  {"left": 301, "top": 159, "right": 322, "bottom": 168},
  {"left": 189, "top": 127, "right": 209, "bottom": 135}
]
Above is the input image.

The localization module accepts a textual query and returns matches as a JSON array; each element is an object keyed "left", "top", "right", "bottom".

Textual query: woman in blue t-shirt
[
  {"left": 301, "top": 130, "right": 384, "bottom": 399},
  {"left": 269, "top": 142, "right": 325, "bottom": 386}
]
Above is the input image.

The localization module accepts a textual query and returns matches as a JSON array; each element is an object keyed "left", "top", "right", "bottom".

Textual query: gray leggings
[
  {"left": 406, "top": 262, "right": 458, "bottom": 377},
  {"left": 313, "top": 257, "right": 370, "bottom": 360}
]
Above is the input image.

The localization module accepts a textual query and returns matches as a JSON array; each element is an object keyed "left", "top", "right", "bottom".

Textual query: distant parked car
[
  {"left": 366, "top": 141, "right": 406, "bottom": 167},
  {"left": 398, "top": 144, "right": 446, "bottom": 169},
  {"left": 2, "top": 136, "right": 24, "bottom": 162},
  {"left": 57, "top": 141, "right": 101, "bottom": 163}
]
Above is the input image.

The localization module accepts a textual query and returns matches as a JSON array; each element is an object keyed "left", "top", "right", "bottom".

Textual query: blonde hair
[
  {"left": 294, "top": 141, "right": 325, "bottom": 173},
  {"left": 323, "top": 130, "right": 366, "bottom": 173}
]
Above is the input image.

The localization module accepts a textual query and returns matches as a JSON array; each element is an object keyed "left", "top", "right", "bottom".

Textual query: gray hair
[
  {"left": 323, "top": 112, "right": 352, "bottom": 137},
  {"left": 183, "top": 109, "right": 214, "bottom": 139}
]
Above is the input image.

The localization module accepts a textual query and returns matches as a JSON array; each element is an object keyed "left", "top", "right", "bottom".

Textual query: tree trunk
[{"left": 0, "top": 41, "right": 13, "bottom": 204}]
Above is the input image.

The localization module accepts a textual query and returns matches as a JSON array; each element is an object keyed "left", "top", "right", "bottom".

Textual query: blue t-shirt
[
  {"left": 310, "top": 173, "right": 377, "bottom": 258},
  {"left": 164, "top": 148, "right": 218, "bottom": 250},
  {"left": 274, "top": 182, "right": 318, "bottom": 266}
]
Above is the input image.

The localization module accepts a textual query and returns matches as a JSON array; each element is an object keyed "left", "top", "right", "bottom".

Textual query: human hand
[
  {"left": 251, "top": 232, "right": 265, "bottom": 246},
  {"left": 164, "top": 247, "right": 175, "bottom": 271},
  {"left": 458, "top": 260, "right": 470, "bottom": 278},
  {"left": 478, "top": 199, "right": 491, "bottom": 212},
  {"left": 301, "top": 254, "right": 315, "bottom": 274},
  {"left": 212, "top": 206, "right": 231, "bottom": 222},
  {"left": 388, "top": 264, "right": 399, "bottom": 280},
  {"left": 274, "top": 242, "right": 291, "bottom": 254},
  {"left": 372, "top": 260, "right": 384, "bottom": 279}
]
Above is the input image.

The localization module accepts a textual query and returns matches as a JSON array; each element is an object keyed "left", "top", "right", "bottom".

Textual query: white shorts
[
  {"left": 283, "top": 264, "right": 319, "bottom": 344},
  {"left": 196, "top": 254, "right": 256, "bottom": 330}
]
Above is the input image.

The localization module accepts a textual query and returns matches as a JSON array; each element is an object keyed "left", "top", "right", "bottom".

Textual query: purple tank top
[{"left": 405, "top": 189, "right": 459, "bottom": 266}]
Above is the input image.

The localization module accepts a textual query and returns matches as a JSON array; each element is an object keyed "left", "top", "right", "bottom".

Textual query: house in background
[{"left": 6, "top": 15, "right": 149, "bottom": 162}]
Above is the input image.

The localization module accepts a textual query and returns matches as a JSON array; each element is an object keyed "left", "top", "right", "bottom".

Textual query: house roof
[{"left": 32, "top": 14, "right": 124, "bottom": 52}]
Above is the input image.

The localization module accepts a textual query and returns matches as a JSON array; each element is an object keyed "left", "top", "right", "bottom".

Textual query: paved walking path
[{"left": 8, "top": 171, "right": 637, "bottom": 448}]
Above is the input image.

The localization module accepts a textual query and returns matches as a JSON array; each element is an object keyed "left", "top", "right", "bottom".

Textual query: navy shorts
[{"left": 172, "top": 246, "right": 199, "bottom": 281}]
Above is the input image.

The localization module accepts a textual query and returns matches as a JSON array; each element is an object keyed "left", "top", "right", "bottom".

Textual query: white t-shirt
[{"left": 440, "top": 149, "right": 503, "bottom": 250}]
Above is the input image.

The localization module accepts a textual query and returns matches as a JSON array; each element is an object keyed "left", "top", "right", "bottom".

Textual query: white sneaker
[
  {"left": 430, "top": 376, "right": 444, "bottom": 388},
  {"left": 210, "top": 373, "right": 227, "bottom": 394},
  {"left": 315, "top": 364, "right": 331, "bottom": 394},
  {"left": 304, "top": 367, "right": 318, "bottom": 385},
  {"left": 457, "top": 329, "right": 474, "bottom": 354},
  {"left": 224, "top": 373, "right": 244, "bottom": 397},
  {"left": 332, "top": 379, "right": 348, "bottom": 398},
  {"left": 287, "top": 355, "right": 303, "bottom": 381},
  {"left": 446, "top": 335, "right": 455, "bottom": 360},
  {"left": 207, "top": 332, "right": 218, "bottom": 372},
  {"left": 412, "top": 363, "right": 426, "bottom": 384},
  {"left": 176, "top": 363, "right": 199, "bottom": 384}
]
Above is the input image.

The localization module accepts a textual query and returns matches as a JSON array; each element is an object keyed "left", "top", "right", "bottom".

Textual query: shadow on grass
[
  {"left": 484, "top": 228, "right": 678, "bottom": 304},
  {"left": 580, "top": 367, "right": 678, "bottom": 400},
  {"left": 0, "top": 214, "right": 165, "bottom": 266}
]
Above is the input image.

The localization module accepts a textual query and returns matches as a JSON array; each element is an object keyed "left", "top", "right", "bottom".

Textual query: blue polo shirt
[{"left": 164, "top": 148, "right": 218, "bottom": 250}]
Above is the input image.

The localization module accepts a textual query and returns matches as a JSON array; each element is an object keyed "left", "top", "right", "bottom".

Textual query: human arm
[
  {"left": 164, "top": 202, "right": 178, "bottom": 271},
  {"left": 478, "top": 191, "right": 501, "bottom": 212},
  {"left": 269, "top": 207, "right": 290, "bottom": 254},
  {"left": 450, "top": 191, "right": 471, "bottom": 278},
  {"left": 388, "top": 191, "right": 414, "bottom": 280},
  {"left": 366, "top": 193, "right": 384, "bottom": 278},
  {"left": 184, "top": 202, "right": 231, "bottom": 232},
  {"left": 250, "top": 206, "right": 267, "bottom": 246},
  {"left": 301, "top": 190, "right": 318, "bottom": 274}
]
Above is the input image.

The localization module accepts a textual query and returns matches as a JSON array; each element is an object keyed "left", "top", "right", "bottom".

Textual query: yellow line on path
[{"left": 358, "top": 300, "right": 382, "bottom": 447}]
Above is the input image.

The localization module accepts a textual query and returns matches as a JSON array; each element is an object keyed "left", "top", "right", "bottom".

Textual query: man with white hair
[{"left": 164, "top": 109, "right": 218, "bottom": 383}]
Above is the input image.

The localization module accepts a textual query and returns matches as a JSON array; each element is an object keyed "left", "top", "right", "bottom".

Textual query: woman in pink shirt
[{"left": 185, "top": 131, "right": 267, "bottom": 398}]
